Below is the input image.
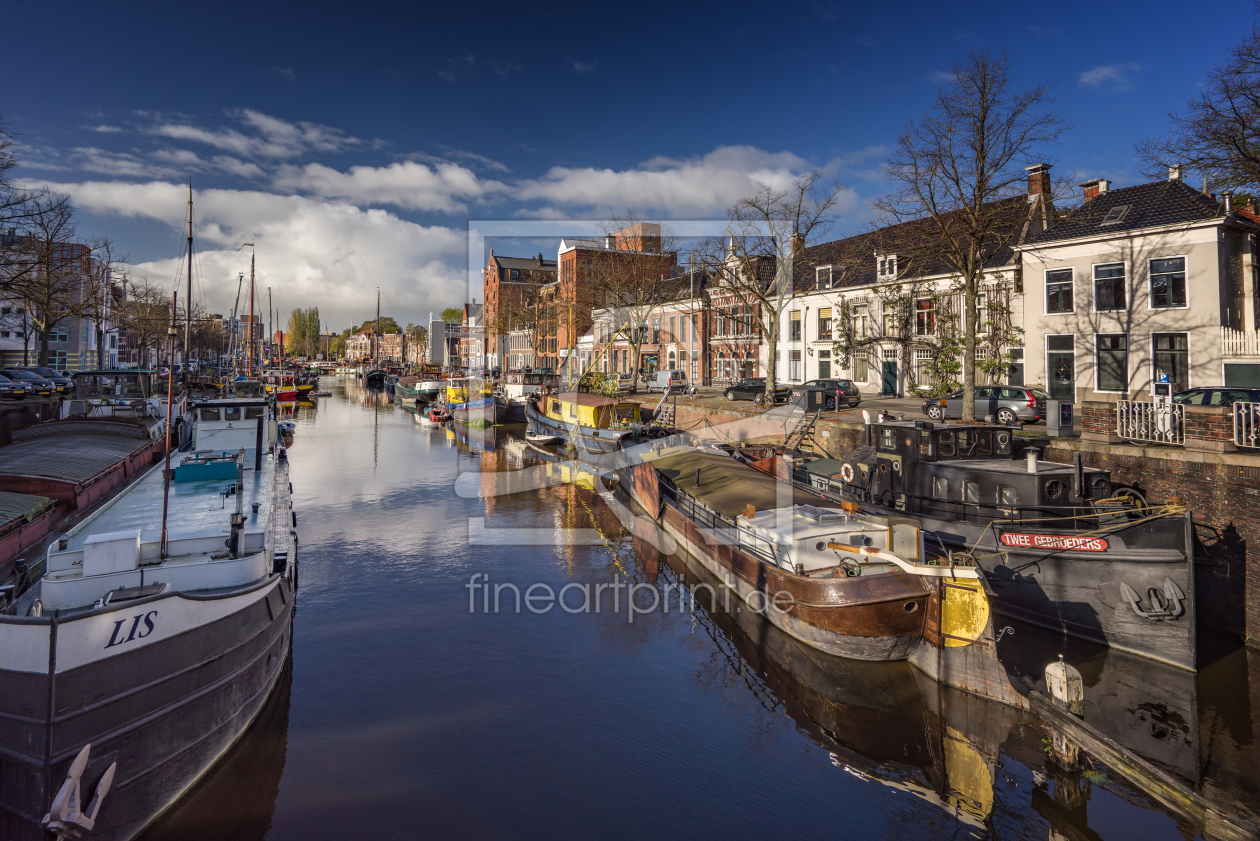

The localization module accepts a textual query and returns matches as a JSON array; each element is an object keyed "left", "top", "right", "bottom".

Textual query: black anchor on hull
[{"left": 1119, "top": 578, "right": 1186, "bottom": 620}]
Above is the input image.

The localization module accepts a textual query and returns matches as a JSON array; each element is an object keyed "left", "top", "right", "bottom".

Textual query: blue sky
[{"left": 6, "top": 0, "right": 1253, "bottom": 330}]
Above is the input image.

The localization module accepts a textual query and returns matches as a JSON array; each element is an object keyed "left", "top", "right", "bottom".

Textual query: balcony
[{"left": 1221, "top": 326, "right": 1260, "bottom": 357}]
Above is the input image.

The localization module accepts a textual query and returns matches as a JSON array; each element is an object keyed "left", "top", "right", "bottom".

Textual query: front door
[
  {"left": 1047, "top": 336, "right": 1074, "bottom": 401},
  {"left": 882, "top": 361, "right": 898, "bottom": 396},
  {"left": 1048, "top": 353, "right": 1074, "bottom": 400}
]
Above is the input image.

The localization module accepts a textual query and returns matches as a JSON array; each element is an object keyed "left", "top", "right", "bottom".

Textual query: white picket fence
[
  {"left": 1221, "top": 326, "right": 1260, "bottom": 357},
  {"left": 1116, "top": 400, "right": 1184, "bottom": 446}
]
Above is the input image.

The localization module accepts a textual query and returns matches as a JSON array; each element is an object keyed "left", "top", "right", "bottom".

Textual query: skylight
[{"left": 1100, "top": 205, "right": 1130, "bottom": 225}]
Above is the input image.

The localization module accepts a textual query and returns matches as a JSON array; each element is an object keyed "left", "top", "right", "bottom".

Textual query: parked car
[
  {"left": 922, "top": 385, "right": 1048, "bottom": 424},
  {"left": 22, "top": 366, "right": 73, "bottom": 393},
  {"left": 0, "top": 367, "right": 57, "bottom": 397},
  {"left": 1171, "top": 387, "right": 1260, "bottom": 406},
  {"left": 645, "top": 369, "right": 689, "bottom": 393},
  {"left": 792, "top": 379, "right": 861, "bottom": 410},
  {"left": 0, "top": 372, "right": 26, "bottom": 399},
  {"left": 723, "top": 377, "right": 792, "bottom": 404}
]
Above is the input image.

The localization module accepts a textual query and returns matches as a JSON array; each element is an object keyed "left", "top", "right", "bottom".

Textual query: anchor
[
  {"left": 1119, "top": 578, "right": 1186, "bottom": 620},
  {"left": 42, "top": 743, "right": 116, "bottom": 840}
]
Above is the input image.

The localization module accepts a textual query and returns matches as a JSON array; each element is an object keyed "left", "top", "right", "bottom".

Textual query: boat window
[
  {"left": 244, "top": 407, "right": 265, "bottom": 419},
  {"left": 976, "top": 431, "right": 992, "bottom": 455},
  {"left": 998, "top": 485, "right": 1018, "bottom": 514},
  {"left": 956, "top": 430, "right": 972, "bottom": 455},
  {"left": 932, "top": 476, "right": 949, "bottom": 500},
  {"left": 965, "top": 482, "right": 981, "bottom": 504},
  {"left": 568, "top": 403, "right": 577, "bottom": 418},
  {"left": 937, "top": 431, "right": 955, "bottom": 456},
  {"left": 919, "top": 432, "right": 933, "bottom": 458},
  {"left": 199, "top": 408, "right": 221, "bottom": 421},
  {"left": 224, "top": 407, "right": 242, "bottom": 421},
  {"left": 878, "top": 428, "right": 896, "bottom": 450}
]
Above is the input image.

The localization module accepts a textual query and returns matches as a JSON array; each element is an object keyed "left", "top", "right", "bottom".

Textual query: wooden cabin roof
[{"left": 555, "top": 392, "right": 621, "bottom": 407}]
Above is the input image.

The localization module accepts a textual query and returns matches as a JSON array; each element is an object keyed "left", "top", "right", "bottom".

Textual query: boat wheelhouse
[
  {"left": 61, "top": 370, "right": 186, "bottom": 439},
  {"left": 834, "top": 420, "right": 1196, "bottom": 670},
  {"left": 444, "top": 377, "right": 508, "bottom": 425}
]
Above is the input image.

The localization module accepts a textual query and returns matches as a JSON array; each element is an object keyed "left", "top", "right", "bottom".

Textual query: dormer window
[
  {"left": 877, "top": 255, "right": 898, "bottom": 279},
  {"left": 1100, "top": 206, "right": 1130, "bottom": 226},
  {"left": 816, "top": 265, "right": 833, "bottom": 289}
]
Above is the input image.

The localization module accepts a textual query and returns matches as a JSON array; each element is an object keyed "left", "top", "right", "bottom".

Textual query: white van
[{"left": 645, "top": 369, "right": 688, "bottom": 392}]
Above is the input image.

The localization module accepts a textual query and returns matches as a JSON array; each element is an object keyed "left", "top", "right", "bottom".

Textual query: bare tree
[
  {"left": 1138, "top": 17, "right": 1260, "bottom": 194},
  {"left": 875, "top": 50, "right": 1068, "bottom": 420},
  {"left": 115, "top": 277, "right": 170, "bottom": 368},
  {"left": 693, "top": 171, "right": 846, "bottom": 398},
  {"left": 584, "top": 217, "right": 678, "bottom": 393}
]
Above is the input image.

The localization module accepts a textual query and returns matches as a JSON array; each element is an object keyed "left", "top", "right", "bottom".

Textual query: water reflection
[{"left": 135, "top": 387, "right": 1257, "bottom": 840}]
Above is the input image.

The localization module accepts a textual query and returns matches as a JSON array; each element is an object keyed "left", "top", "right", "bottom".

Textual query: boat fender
[{"left": 291, "top": 511, "right": 297, "bottom": 527}]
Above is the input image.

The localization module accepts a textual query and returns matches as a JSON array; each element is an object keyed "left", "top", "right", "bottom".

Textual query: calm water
[{"left": 142, "top": 379, "right": 1260, "bottom": 840}]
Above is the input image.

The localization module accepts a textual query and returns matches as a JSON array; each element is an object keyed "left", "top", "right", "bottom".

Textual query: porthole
[
  {"left": 903, "top": 601, "right": 919, "bottom": 613},
  {"left": 815, "top": 541, "right": 826, "bottom": 551},
  {"left": 879, "top": 463, "right": 889, "bottom": 474},
  {"left": 1044, "top": 480, "right": 1064, "bottom": 500}
]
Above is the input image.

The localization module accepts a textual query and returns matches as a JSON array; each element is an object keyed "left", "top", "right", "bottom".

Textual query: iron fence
[
  {"left": 1233, "top": 401, "right": 1260, "bottom": 448},
  {"left": 1116, "top": 400, "right": 1184, "bottom": 446}
]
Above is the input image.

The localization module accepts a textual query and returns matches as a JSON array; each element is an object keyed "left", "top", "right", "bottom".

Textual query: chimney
[
  {"left": 1168, "top": 164, "right": 1184, "bottom": 181},
  {"left": 1082, "top": 178, "right": 1110, "bottom": 202},
  {"left": 1026, "top": 163, "right": 1052, "bottom": 196},
  {"left": 1224, "top": 191, "right": 1234, "bottom": 212},
  {"left": 604, "top": 234, "right": 615, "bottom": 249},
  {"left": 790, "top": 230, "right": 805, "bottom": 255},
  {"left": 489, "top": 248, "right": 494, "bottom": 258}
]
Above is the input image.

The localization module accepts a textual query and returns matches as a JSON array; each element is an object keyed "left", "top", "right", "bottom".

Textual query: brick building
[{"left": 483, "top": 252, "right": 557, "bottom": 370}]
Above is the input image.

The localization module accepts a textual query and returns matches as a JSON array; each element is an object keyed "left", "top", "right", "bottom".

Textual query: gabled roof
[
  {"left": 800, "top": 195, "right": 1030, "bottom": 292},
  {"left": 493, "top": 255, "right": 557, "bottom": 271},
  {"left": 1025, "top": 179, "right": 1236, "bottom": 245}
]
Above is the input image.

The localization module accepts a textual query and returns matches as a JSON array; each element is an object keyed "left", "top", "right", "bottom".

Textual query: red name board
[{"left": 999, "top": 532, "right": 1109, "bottom": 552}]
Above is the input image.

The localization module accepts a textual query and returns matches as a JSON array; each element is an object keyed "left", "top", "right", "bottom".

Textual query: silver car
[{"left": 922, "top": 385, "right": 1048, "bottom": 424}]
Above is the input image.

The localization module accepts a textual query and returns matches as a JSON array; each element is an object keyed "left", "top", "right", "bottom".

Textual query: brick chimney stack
[
  {"left": 1168, "top": 164, "right": 1184, "bottom": 181},
  {"left": 1026, "top": 163, "right": 1052, "bottom": 197},
  {"left": 1082, "top": 178, "right": 1111, "bottom": 202}
]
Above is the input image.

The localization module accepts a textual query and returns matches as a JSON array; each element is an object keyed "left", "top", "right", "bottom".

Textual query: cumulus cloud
[
  {"left": 147, "top": 109, "right": 365, "bottom": 159},
  {"left": 1077, "top": 62, "right": 1143, "bottom": 92},
  {"left": 47, "top": 180, "right": 468, "bottom": 324},
  {"left": 515, "top": 146, "right": 821, "bottom": 216},
  {"left": 272, "top": 160, "right": 507, "bottom": 213}
]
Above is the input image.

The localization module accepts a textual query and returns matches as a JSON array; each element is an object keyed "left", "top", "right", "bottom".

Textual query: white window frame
[
  {"left": 914, "top": 297, "right": 935, "bottom": 337},
  {"left": 1147, "top": 254, "right": 1190, "bottom": 311},
  {"left": 816, "top": 265, "right": 833, "bottom": 289},
  {"left": 1093, "top": 332, "right": 1130, "bottom": 394},
  {"left": 1091, "top": 261, "right": 1128, "bottom": 314},
  {"left": 1045, "top": 334, "right": 1076, "bottom": 398},
  {"left": 1148, "top": 330, "right": 1192, "bottom": 395},
  {"left": 1044, "top": 267, "right": 1075, "bottom": 316}
]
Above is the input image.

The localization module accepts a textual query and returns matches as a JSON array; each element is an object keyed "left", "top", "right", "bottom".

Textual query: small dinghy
[
  {"left": 278, "top": 420, "right": 297, "bottom": 435},
  {"left": 427, "top": 406, "right": 451, "bottom": 423},
  {"left": 524, "top": 430, "right": 561, "bottom": 444}
]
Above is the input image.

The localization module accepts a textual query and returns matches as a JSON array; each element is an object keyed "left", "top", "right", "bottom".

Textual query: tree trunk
[
  {"left": 962, "top": 270, "right": 978, "bottom": 422},
  {"left": 764, "top": 309, "right": 778, "bottom": 398}
]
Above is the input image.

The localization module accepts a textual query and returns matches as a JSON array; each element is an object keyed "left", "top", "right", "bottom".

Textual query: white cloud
[
  {"left": 573, "top": 61, "right": 598, "bottom": 75},
  {"left": 272, "top": 160, "right": 507, "bottom": 213},
  {"left": 72, "top": 147, "right": 181, "bottom": 179},
  {"left": 86, "top": 124, "right": 123, "bottom": 134},
  {"left": 515, "top": 146, "right": 821, "bottom": 216},
  {"left": 147, "top": 109, "right": 364, "bottom": 159},
  {"left": 925, "top": 70, "right": 956, "bottom": 85},
  {"left": 437, "top": 54, "right": 476, "bottom": 83},
  {"left": 409, "top": 147, "right": 510, "bottom": 173},
  {"left": 1077, "top": 63, "right": 1143, "bottom": 92},
  {"left": 46, "top": 180, "right": 468, "bottom": 325}
]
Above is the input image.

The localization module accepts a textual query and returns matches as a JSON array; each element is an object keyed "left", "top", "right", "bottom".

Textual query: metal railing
[
  {"left": 658, "top": 476, "right": 778, "bottom": 565},
  {"left": 1234, "top": 401, "right": 1260, "bottom": 448},
  {"left": 1116, "top": 400, "right": 1184, "bottom": 446}
]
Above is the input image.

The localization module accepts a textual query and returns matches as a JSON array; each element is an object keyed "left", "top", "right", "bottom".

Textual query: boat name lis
[
  {"left": 104, "top": 610, "right": 158, "bottom": 648},
  {"left": 998, "top": 532, "right": 1109, "bottom": 552}
]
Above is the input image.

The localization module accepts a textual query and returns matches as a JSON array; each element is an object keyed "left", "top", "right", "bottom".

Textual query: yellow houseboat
[{"left": 526, "top": 391, "right": 648, "bottom": 453}]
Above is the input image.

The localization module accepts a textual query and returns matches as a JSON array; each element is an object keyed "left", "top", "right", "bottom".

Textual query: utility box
[
  {"left": 82, "top": 530, "right": 141, "bottom": 576},
  {"left": 1047, "top": 400, "right": 1074, "bottom": 437}
]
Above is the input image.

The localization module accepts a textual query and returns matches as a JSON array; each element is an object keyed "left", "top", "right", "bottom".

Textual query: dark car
[
  {"left": 0, "top": 372, "right": 27, "bottom": 399},
  {"left": 0, "top": 368, "right": 57, "bottom": 397},
  {"left": 922, "top": 385, "right": 1048, "bottom": 424},
  {"left": 792, "top": 378, "right": 861, "bottom": 410},
  {"left": 1172, "top": 387, "right": 1260, "bottom": 406},
  {"left": 723, "top": 377, "right": 791, "bottom": 404},
  {"left": 23, "top": 366, "right": 73, "bottom": 393}
]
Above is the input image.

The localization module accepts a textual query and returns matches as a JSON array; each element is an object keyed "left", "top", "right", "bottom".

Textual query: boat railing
[{"left": 657, "top": 474, "right": 778, "bottom": 564}]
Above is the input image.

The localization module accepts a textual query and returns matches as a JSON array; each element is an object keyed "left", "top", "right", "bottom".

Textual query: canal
[{"left": 142, "top": 378, "right": 1260, "bottom": 840}]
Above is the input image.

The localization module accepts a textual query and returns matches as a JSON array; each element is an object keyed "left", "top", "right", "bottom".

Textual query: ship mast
[
  {"left": 160, "top": 291, "right": 178, "bottom": 559},
  {"left": 184, "top": 183, "right": 193, "bottom": 393},
  {"left": 374, "top": 287, "right": 380, "bottom": 362}
]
